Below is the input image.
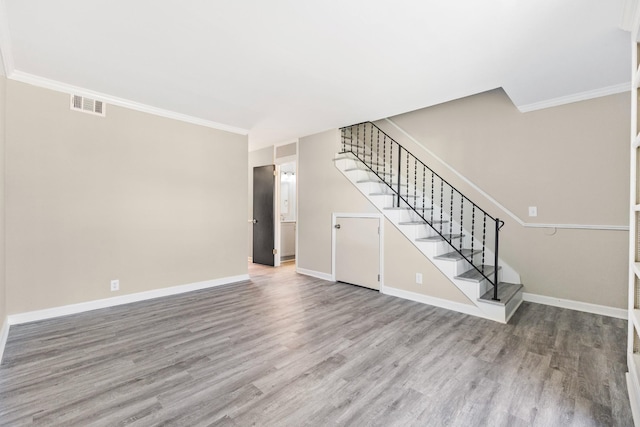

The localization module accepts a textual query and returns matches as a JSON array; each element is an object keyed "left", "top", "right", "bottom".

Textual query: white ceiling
[{"left": 0, "top": 0, "right": 632, "bottom": 149}]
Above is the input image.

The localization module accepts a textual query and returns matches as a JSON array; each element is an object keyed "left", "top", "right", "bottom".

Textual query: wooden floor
[{"left": 0, "top": 263, "right": 633, "bottom": 426}]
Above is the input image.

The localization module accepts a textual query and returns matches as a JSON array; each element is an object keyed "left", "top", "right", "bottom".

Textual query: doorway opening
[{"left": 279, "top": 161, "right": 296, "bottom": 264}]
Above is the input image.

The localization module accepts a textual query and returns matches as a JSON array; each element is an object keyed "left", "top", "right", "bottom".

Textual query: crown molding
[
  {"left": 0, "top": 0, "right": 15, "bottom": 76},
  {"left": 8, "top": 70, "right": 250, "bottom": 135},
  {"left": 516, "top": 82, "right": 631, "bottom": 113}
]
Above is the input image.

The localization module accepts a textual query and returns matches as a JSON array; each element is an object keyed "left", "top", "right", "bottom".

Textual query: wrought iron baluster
[
  {"left": 422, "top": 165, "right": 426, "bottom": 219},
  {"left": 459, "top": 194, "right": 463, "bottom": 251},
  {"left": 356, "top": 124, "right": 360, "bottom": 158},
  {"left": 416, "top": 157, "right": 424, "bottom": 211},
  {"left": 376, "top": 129, "right": 380, "bottom": 177},
  {"left": 471, "top": 205, "right": 475, "bottom": 255},
  {"left": 431, "top": 171, "right": 434, "bottom": 225},
  {"left": 363, "top": 124, "right": 367, "bottom": 162},
  {"left": 350, "top": 127, "right": 353, "bottom": 152},
  {"left": 361, "top": 124, "right": 365, "bottom": 162},
  {"left": 396, "top": 144, "right": 402, "bottom": 207},
  {"left": 449, "top": 188, "right": 453, "bottom": 236},
  {"left": 383, "top": 135, "right": 387, "bottom": 184},
  {"left": 369, "top": 124, "right": 372, "bottom": 166},
  {"left": 406, "top": 149, "right": 409, "bottom": 205},
  {"left": 440, "top": 179, "right": 444, "bottom": 234},
  {"left": 493, "top": 219, "right": 501, "bottom": 301},
  {"left": 482, "top": 215, "right": 487, "bottom": 272}
]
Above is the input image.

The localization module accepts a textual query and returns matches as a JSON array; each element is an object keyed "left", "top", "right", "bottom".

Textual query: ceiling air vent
[{"left": 70, "top": 94, "right": 106, "bottom": 117}]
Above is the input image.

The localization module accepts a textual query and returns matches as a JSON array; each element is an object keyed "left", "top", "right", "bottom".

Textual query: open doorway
[
  {"left": 248, "top": 141, "right": 298, "bottom": 271},
  {"left": 279, "top": 162, "right": 296, "bottom": 264}
]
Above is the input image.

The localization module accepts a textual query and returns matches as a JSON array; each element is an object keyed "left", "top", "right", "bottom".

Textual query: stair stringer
[{"left": 335, "top": 153, "right": 523, "bottom": 323}]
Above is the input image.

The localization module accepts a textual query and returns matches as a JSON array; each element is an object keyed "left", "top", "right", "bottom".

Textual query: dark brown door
[{"left": 253, "top": 165, "right": 275, "bottom": 266}]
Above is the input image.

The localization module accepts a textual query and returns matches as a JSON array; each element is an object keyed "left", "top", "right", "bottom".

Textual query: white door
[{"left": 335, "top": 217, "right": 380, "bottom": 290}]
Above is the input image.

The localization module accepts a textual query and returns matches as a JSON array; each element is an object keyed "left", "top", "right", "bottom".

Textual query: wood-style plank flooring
[{"left": 0, "top": 263, "right": 633, "bottom": 426}]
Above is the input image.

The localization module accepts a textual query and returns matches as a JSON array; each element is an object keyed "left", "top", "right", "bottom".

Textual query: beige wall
[
  {"left": 5, "top": 80, "right": 248, "bottom": 314},
  {"left": 377, "top": 89, "right": 629, "bottom": 308},
  {"left": 248, "top": 146, "right": 273, "bottom": 258},
  {"left": 298, "top": 129, "right": 471, "bottom": 304},
  {"left": 0, "top": 76, "right": 5, "bottom": 325}
]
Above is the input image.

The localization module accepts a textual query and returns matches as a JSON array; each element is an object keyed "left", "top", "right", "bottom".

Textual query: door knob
[
  {"left": 335, "top": 224, "right": 341, "bottom": 229},
  {"left": 252, "top": 219, "right": 258, "bottom": 224}
]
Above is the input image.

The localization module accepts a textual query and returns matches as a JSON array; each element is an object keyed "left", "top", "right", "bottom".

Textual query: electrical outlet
[
  {"left": 110, "top": 279, "right": 119, "bottom": 292},
  {"left": 416, "top": 273, "right": 423, "bottom": 284},
  {"left": 528, "top": 206, "right": 538, "bottom": 217}
]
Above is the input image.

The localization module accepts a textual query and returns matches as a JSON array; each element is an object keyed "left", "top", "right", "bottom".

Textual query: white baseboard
[
  {"left": 7, "top": 274, "right": 250, "bottom": 326},
  {"left": 296, "top": 267, "right": 333, "bottom": 282},
  {"left": 627, "top": 371, "right": 640, "bottom": 427},
  {"left": 382, "top": 286, "right": 485, "bottom": 319},
  {"left": 522, "top": 292, "right": 627, "bottom": 319},
  {"left": 0, "top": 318, "right": 9, "bottom": 365}
]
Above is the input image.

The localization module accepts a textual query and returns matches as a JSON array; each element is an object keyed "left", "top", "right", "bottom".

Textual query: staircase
[{"left": 334, "top": 122, "right": 523, "bottom": 323}]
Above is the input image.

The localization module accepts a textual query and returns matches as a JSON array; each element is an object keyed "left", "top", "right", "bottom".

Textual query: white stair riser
[
  {"left": 453, "top": 279, "right": 488, "bottom": 301},
  {"left": 369, "top": 194, "right": 395, "bottom": 207},
  {"left": 433, "top": 257, "right": 477, "bottom": 276},
  {"left": 384, "top": 209, "right": 422, "bottom": 223},
  {"left": 414, "top": 241, "right": 450, "bottom": 257},
  {"left": 397, "top": 223, "right": 433, "bottom": 241}
]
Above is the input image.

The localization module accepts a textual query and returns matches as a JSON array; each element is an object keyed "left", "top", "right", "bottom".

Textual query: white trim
[
  {"left": 522, "top": 223, "right": 629, "bottom": 231},
  {"left": 517, "top": 83, "right": 630, "bottom": 113},
  {"left": 295, "top": 267, "right": 333, "bottom": 282},
  {"left": 7, "top": 274, "right": 250, "bottom": 325},
  {"left": 0, "top": 0, "right": 15, "bottom": 76},
  {"left": 0, "top": 319, "right": 9, "bottom": 365},
  {"left": 382, "top": 286, "right": 487, "bottom": 319},
  {"left": 332, "top": 213, "right": 384, "bottom": 288},
  {"left": 295, "top": 140, "right": 299, "bottom": 268},
  {"left": 383, "top": 118, "right": 629, "bottom": 232},
  {"left": 627, "top": 368, "right": 640, "bottom": 427},
  {"left": 274, "top": 163, "right": 281, "bottom": 268},
  {"left": 8, "top": 71, "right": 249, "bottom": 135},
  {"left": 522, "top": 292, "right": 627, "bottom": 319}
]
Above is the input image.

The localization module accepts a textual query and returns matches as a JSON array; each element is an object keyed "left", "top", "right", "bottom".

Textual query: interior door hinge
[
  {"left": 378, "top": 226, "right": 380, "bottom": 235},
  {"left": 377, "top": 274, "right": 380, "bottom": 282},
  {"left": 273, "top": 170, "right": 277, "bottom": 176},
  {"left": 273, "top": 249, "right": 277, "bottom": 255}
]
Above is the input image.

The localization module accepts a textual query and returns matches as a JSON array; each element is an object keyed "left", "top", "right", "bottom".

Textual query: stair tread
[
  {"left": 398, "top": 220, "right": 448, "bottom": 225},
  {"left": 335, "top": 153, "right": 386, "bottom": 168},
  {"left": 434, "top": 249, "right": 481, "bottom": 261},
  {"left": 400, "top": 194, "right": 427, "bottom": 198},
  {"left": 416, "top": 233, "right": 464, "bottom": 242},
  {"left": 454, "top": 265, "right": 499, "bottom": 282},
  {"left": 345, "top": 167, "right": 394, "bottom": 176},
  {"left": 356, "top": 179, "right": 383, "bottom": 183},
  {"left": 384, "top": 206, "right": 434, "bottom": 213},
  {"left": 478, "top": 282, "right": 524, "bottom": 306}
]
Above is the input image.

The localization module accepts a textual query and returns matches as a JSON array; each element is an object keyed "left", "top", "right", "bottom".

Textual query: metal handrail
[{"left": 340, "top": 121, "right": 503, "bottom": 300}]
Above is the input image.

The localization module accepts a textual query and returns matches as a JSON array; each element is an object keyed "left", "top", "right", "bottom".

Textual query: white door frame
[{"left": 332, "top": 213, "right": 384, "bottom": 291}]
